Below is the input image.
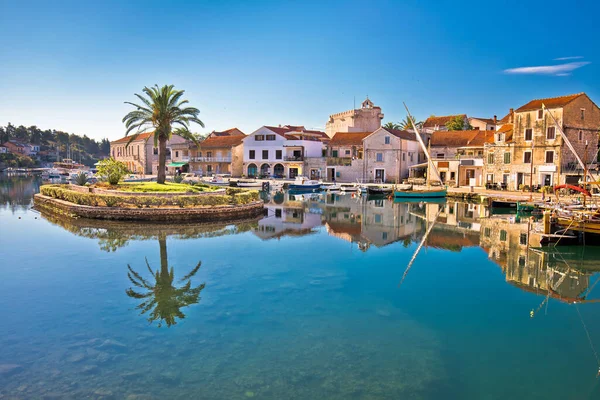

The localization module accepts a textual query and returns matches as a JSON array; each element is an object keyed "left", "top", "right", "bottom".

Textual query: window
[
  {"left": 376, "top": 153, "right": 383, "bottom": 162},
  {"left": 275, "top": 150, "right": 282, "bottom": 159},
  {"left": 175, "top": 151, "right": 179, "bottom": 157},
  {"left": 504, "top": 152, "right": 511, "bottom": 164},
  {"left": 537, "top": 109, "right": 543, "bottom": 119},
  {"left": 497, "top": 133, "right": 504, "bottom": 142},
  {"left": 500, "top": 230, "right": 507, "bottom": 241},
  {"left": 374, "top": 214, "right": 382, "bottom": 223},
  {"left": 249, "top": 150, "right": 255, "bottom": 159},
  {"left": 409, "top": 153, "right": 414, "bottom": 162},
  {"left": 385, "top": 136, "right": 390, "bottom": 144},
  {"left": 345, "top": 150, "right": 350, "bottom": 155},
  {"left": 437, "top": 153, "right": 445, "bottom": 159},
  {"left": 520, "top": 233, "right": 527, "bottom": 245},
  {"left": 402, "top": 153, "right": 406, "bottom": 161},
  {"left": 547, "top": 127, "right": 555, "bottom": 140},
  {"left": 332, "top": 150, "right": 338, "bottom": 157},
  {"left": 262, "top": 150, "right": 268, "bottom": 159},
  {"left": 207, "top": 165, "right": 212, "bottom": 172},
  {"left": 578, "top": 130, "right": 583, "bottom": 142},
  {"left": 153, "top": 147, "right": 158, "bottom": 155},
  {"left": 484, "top": 227, "right": 491, "bottom": 237},
  {"left": 525, "top": 128, "right": 532, "bottom": 141},
  {"left": 255, "top": 135, "right": 264, "bottom": 141},
  {"left": 382, "top": 232, "right": 388, "bottom": 240},
  {"left": 266, "top": 134, "right": 276, "bottom": 141},
  {"left": 450, "top": 171, "right": 456, "bottom": 180},
  {"left": 581, "top": 109, "right": 585, "bottom": 120},
  {"left": 487, "top": 173, "right": 493, "bottom": 182},
  {"left": 523, "top": 151, "right": 532, "bottom": 164},
  {"left": 206, "top": 151, "right": 212, "bottom": 158},
  {"left": 545, "top": 151, "right": 554, "bottom": 164},
  {"left": 519, "top": 256, "right": 526, "bottom": 267},
  {"left": 487, "top": 153, "right": 494, "bottom": 164}
]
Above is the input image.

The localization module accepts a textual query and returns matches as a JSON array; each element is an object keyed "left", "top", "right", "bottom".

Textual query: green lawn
[{"left": 100, "top": 182, "right": 219, "bottom": 193}]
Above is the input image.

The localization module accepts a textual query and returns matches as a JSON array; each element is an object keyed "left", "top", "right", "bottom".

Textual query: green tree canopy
[
  {"left": 122, "top": 85, "right": 205, "bottom": 184},
  {"left": 445, "top": 116, "right": 472, "bottom": 131}
]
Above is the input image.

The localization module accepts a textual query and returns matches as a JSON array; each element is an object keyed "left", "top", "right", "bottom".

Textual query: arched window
[{"left": 247, "top": 163, "right": 257, "bottom": 177}]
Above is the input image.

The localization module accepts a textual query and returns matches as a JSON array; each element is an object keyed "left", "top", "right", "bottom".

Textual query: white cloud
[
  {"left": 504, "top": 61, "right": 590, "bottom": 76},
  {"left": 554, "top": 56, "right": 584, "bottom": 61}
]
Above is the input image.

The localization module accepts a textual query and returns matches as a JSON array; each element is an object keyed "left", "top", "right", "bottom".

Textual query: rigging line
[
  {"left": 552, "top": 217, "right": 577, "bottom": 248},
  {"left": 575, "top": 304, "right": 600, "bottom": 372}
]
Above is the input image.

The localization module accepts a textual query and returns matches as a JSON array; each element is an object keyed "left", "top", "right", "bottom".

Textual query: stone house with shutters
[
  {"left": 110, "top": 132, "right": 187, "bottom": 175},
  {"left": 484, "top": 93, "right": 600, "bottom": 190},
  {"left": 430, "top": 129, "right": 491, "bottom": 187}
]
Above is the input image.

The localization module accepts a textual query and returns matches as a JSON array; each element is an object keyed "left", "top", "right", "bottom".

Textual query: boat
[
  {"left": 367, "top": 186, "right": 393, "bottom": 196},
  {"left": 288, "top": 176, "right": 320, "bottom": 192},
  {"left": 206, "top": 175, "right": 229, "bottom": 185},
  {"left": 339, "top": 184, "right": 359, "bottom": 192},
  {"left": 393, "top": 103, "right": 447, "bottom": 199},
  {"left": 236, "top": 180, "right": 263, "bottom": 188},
  {"left": 320, "top": 182, "right": 341, "bottom": 192}
]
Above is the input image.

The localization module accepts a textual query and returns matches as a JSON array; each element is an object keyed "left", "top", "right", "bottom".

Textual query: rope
[
  {"left": 575, "top": 304, "right": 600, "bottom": 377},
  {"left": 552, "top": 217, "right": 577, "bottom": 248}
]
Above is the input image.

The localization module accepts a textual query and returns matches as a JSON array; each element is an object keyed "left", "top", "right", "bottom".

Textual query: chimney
[
  {"left": 509, "top": 108, "right": 514, "bottom": 123},
  {"left": 493, "top": 115, "right": 497, "bottom": 124}
]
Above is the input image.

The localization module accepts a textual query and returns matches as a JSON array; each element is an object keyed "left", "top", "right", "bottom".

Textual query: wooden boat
[
  {"left": 339, "top": 184, "right": 359, "bottom": 192},
  {"left": 393, "top": 103, "right": 447, "bottom": 199},
  {"left": 367, "top": 186, "right": 392, "bottom": 196}
]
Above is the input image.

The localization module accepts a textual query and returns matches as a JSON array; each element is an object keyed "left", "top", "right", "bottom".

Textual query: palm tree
[
  {"left": 399, "top": 116, "right": 423, "bottom": 130},
  {"left": 383, "top": 122, "right": 401, "bottom": 130},
  {"left": 122, "top": 85, "right": 204, "bottom": 184},
  {"left": 126, "top": 235, "right": 205, "bottom": 327}
]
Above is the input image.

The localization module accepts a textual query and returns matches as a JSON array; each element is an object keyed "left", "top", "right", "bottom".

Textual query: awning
[
  {"left": 409, "top": 162, "right": 428, "bottom": 169},
  {"left": 167, "top": 162, "right": 188, "bottom": 167}
]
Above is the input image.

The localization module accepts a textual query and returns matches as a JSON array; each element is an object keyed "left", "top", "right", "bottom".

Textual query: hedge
[{"left": 39, "top": 185, "right": 259, "bottom": 208}]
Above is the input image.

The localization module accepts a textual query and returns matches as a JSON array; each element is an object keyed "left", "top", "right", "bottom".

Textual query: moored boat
[
  {"left": 289, "top": 176, "right": 320, "bottom": 191},
  {"left": 339, "top": 183, "right": 359, "bottom": 192},
  {"left": 394, "top": 188, "right": 447, "bottom": 198},
  {"left": 236, "top": 180, "right": 263, "bottom": 188},
  {"left": 367, "top": 186, "right": 393, "bottom": 196}
]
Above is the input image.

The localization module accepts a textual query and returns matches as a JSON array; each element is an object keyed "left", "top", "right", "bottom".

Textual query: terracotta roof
[
  {"left": 468, "top": 130, "right": 495, "bottom": 146},
  {"left": 498, "top": 112, "right": 512, "bottom": 124},
  {"left": 423, "top": 114, "right": 467, "bottom": 128},
  {"left": 495, "top": 123, "right": 514, "bottom": 142},
  {"left": 200, "top": 134, "right": 245, "bottom": 148},
  {"left": 430, "top": 130, "right": 482, "bottom": 147},
  {"left": 264, "top": 125, "right": 327, "bottom": 142},
  {"left": 210, "top": 128, "right": 245, "bottom": 137},
  {"left": 515, "top": 93, "right": 584, "bottom": 112},
  {"left": 383, "top": 128, "right": 418, "bottom": 141},
  {"left": 470, "top": 117, "right": 496, "bottom": 124},
  {"left": 111, "top": 132, "right": 154, "bottom": 144},
  {"left": 329, "top": 131, "right": 371, "bottom": 146}
]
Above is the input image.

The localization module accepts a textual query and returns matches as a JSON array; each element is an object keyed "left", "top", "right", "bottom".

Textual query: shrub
[
  {"left": 173, "top": 174, "right": 184, "bottom": 183},
  {"left": 103, "top": 195, "right": 120, "bottom": 207},
  {"left": 232, "top": 191, "right": 259, "bottom": 205},
  {"left": 74, "top": 171, "right": 89, "bottom": 186},
  {"left": 226, "top": 187, "right": 245, "bottom": 196},
  {"left": 96, "top": 158, "right": 129, "bottom": 185}
]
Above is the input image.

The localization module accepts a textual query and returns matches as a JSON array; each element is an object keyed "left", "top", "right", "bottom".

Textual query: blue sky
[{"left": 1, "top": 0, "right": 598, "bottom": 141}]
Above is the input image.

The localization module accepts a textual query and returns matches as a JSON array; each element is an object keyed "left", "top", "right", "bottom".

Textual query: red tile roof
[
  {"left": 210, "top": 128, "right": 245, "bottom": 137},
  {"left": 423, "top": 114, "right": 467, "bottom": 128},
  {"left": 495, "top": 123, "right": 514, "bottom": 142},
  {"left": 430, "top": 130, "right": 481, "bottom": 147},
  {"left": 111, "top": 132, "right": 154, "bottom": 144},
  {"left": 329, "top": 131, "right": 372, "bottom": 146},
  {"left": 264, "top": 125, "right": 327, "bottom": 142},
  {"left": 200, "top": 134, "right": 245, "bottom": 148},
  {"left": 515, "top": 93, "right": 584, "bottom": 112},
  {"left": 498, "top": 112, "right": 512, "bottom": 124}
]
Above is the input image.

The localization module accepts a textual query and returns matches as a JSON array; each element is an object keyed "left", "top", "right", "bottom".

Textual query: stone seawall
[
  {"left": 66, "top": 184, "right": 226, "bottom": 197},
  {"left": 34, "top": 194, "right": 264, "bottom": 222}
]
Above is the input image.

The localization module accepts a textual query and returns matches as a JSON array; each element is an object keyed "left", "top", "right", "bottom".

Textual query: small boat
[
  {"left": 236, "top": 180, "right": 263, "bottom": 188},
  {"left": 206, "top": 175, "right": 229, "bottom": 185},
  {"left": 367, "top": 186, "right": 393, "bottom": 196},
  {"left": 394, "top": 188, "right": 447, "bottom": 198},
  {"left": 340, "top": 184, "right": 359, "bottom": 192},
  {"left": 289, "top": 176, "right": 320, "bottom": 191},
  {"left": 320, "top": 183, "right": 341, "bottom": 192}
]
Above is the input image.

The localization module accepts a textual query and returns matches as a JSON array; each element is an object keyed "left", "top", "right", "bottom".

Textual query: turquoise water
[{"left": 1, "top": 175, "right": 599, "bottom": 399}]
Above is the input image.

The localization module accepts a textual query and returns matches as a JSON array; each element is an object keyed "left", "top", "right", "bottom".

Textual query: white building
[{"left": 242, "top": 125, "right": 326, "bottom": 178}]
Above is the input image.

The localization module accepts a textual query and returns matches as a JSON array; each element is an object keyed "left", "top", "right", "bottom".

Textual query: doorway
[
  {"left": 375, "top": 169, "right": 385, "bottom": 183},
  {"left": 289, "top": 168, "right": 298, "bottom": 179},
  {"left": 327, "top": 167, "right": 336, "bottom": 182}
]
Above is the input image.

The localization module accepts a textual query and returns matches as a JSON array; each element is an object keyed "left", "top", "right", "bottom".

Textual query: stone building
[
  {"left": 325, "top": 97, "right": 384, "bottom": 138},
  {"left": 110, "top": 132, "right": 187, "bottom": 174},
  {"left": 429, "top": 129, "right": 491, "bottom": 187},
  {"left": 484, "top": 93, "right": 600, "bottom": 190},
  {"left": 468, "top": 117, "right": 497, "bottom": 131},
  {"left": 242, "top": 125, "right": 327, "bottom": 178}
]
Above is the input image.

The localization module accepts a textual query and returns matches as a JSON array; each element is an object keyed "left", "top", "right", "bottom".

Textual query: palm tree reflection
[{"left": 126, "top": 235, "right": 205, "bottom": 327}]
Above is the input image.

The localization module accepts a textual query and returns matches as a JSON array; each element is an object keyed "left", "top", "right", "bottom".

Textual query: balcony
[
  {"left": 327, "top": 157, "right": 353, "bottom": 166},
  {"left": 190, "top": 156, "right": 232, "bottom": 162},
  {"left": 284, "top": 156, "right": 304, "bottom": 161}
]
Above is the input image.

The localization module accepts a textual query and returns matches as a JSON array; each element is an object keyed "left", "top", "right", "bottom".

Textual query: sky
[{"left": 1, "top": 0, "right": 599, "bottom": 141}]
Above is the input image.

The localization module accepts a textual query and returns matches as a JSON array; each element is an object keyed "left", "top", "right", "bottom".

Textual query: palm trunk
[
  {"left": 159, "top": 234, "right": 169, "bottom": 277},
  {"left": 157, "top": 136, "right": 167, "bottom": 184}
]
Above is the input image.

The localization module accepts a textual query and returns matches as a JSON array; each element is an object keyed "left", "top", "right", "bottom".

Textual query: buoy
[{"left": 530, "top": 310, "right": 534, "bottom": 318}]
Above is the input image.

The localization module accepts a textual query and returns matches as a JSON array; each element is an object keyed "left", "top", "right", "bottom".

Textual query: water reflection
[
  {"left": 126, "top": 235, "right": 205, "bottom": 327},
  {"left": 0, "top": 172, "right": 40, "bottom": 212}
]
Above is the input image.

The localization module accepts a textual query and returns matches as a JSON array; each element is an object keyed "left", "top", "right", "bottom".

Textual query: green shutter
[
  {"left": 500, "top": 230, "right": 507, "bottom": 241},
  {"left": 504, "top": 153, "right": 511, "bottom": 164}
]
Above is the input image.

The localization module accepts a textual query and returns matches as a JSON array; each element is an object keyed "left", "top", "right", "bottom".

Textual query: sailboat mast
[{"left": 403, "top": 102, "right": 442, "bottom": 185}]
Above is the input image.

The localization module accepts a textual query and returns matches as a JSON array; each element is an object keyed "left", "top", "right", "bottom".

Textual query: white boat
[
  {"left": 236, "top": 180, "right": 263, "bottom": 188},
  {"left": 289, "top": 176, "right": 320, "bottom": 191},
  {"left": 206, "top": 175, "right": 228, "bottom": 185},
  {"left": 340, "top": 183, "right": 359, "bottom": 192},
  {"left": 320, "top": 182, "right": 341, "bottom": 192}
]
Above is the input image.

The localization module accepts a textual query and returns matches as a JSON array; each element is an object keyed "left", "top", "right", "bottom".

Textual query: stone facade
[
  {"left": 325, "top": 98, "right": 384, "bottom": 138},
  {"left": 110, "top": 132, "right": 187, "bottom": 175}
]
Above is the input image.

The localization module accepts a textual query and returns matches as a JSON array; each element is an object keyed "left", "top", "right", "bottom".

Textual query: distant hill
[{"left": 0, "top": 123, "right": 110, "bottom": 168}]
